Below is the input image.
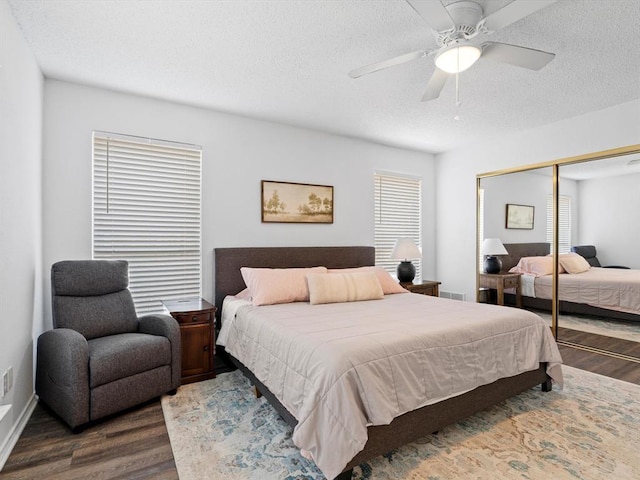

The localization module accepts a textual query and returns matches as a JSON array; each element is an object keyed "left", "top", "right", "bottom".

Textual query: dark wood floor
[
  {"left": 2, "top": 342, "right": 639, "bottom": 479},
  {"left": 557, "top": 327, "right": 640, "bottom": 384},
  {"left": 0, "top": 400, "right": 177, "bottom": 480}
]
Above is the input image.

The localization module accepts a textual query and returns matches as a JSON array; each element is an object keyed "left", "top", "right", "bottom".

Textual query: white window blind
[
  {"left": 546, "top": 194, "right": 571, "bottom": 254},
  {"left": 374, "top": 172, "right": 422, "bottom": 280},
  {"left": 92, "top": 132, "right": 202, "bottom": 314}
]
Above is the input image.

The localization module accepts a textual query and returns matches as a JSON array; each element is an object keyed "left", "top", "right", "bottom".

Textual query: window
[
  {"left": 93, "top": 132, "right": 202, "bottom": 314},
  {"left": 374, "top": 172, "right": 422, "bottom": 280},
  {"left": 546, "top": 194, "right": 571, "bottom": 253}
]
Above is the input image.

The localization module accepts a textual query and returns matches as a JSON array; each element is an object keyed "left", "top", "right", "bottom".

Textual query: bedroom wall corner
[{"left": 0, "top": 0, "right": 44, "bottom": 469}]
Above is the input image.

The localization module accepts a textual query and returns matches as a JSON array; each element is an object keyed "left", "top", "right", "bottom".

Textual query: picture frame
[
  {"left": 261, "top": 180, "right": 333, "bottom": 224},
  {"left": 506, "top": 204, "right": 534, "bottom": 229}
]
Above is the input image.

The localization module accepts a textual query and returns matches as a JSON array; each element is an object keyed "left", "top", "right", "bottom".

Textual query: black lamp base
[
  {"left": 484, "top": 256, "right": 502, "bottom": 274},
  {"left": 397, "top": 261, "right": 416, "bottom": 283}
]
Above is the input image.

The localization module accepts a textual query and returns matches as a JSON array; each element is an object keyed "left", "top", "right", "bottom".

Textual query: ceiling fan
[{"left": 349, "top": 0, "right": 557, "bottom": 101}]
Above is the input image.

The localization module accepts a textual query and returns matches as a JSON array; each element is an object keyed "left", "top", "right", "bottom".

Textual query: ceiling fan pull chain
[
  {"left": 455, "top": 67, "right": 461, "bottom": 107},
  {"left": 456, "top": 48, "right": 462, "bottom": 107}
]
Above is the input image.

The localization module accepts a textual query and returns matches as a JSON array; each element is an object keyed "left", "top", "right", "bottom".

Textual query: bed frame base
[{"left": 229, "top": 354, "right": 550, "bottom": 479}]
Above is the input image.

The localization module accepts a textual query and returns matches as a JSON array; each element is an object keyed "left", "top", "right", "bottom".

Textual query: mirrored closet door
[
  {"left": 556, "top": 156, "right": 640, "bottom": 359},
  {"left": 477, "top": 145, "right": 640, "bottom": 360}
]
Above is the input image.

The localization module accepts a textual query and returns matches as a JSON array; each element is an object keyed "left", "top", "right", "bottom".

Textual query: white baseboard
[{"left": 0, "top": 394, "right": 37, "bottom": 471}]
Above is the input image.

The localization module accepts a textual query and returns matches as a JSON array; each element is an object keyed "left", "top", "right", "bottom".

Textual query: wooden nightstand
[
  {"left": 163, "top": 298, "right": 217, "bottom": 385},
  {"left": 479, "top": 272, "right": 522, "bottom": 307},
  {"left": 401, "top": 280, "right": 441, "bottom": 297}
]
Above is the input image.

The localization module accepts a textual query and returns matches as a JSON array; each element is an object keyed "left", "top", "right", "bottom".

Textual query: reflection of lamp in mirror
[
  {"left": 481, "top": 238, "right": 508, "bottom": 274},
  {"left": 391, "top": 238, "right": 422, "bottom": 283}
]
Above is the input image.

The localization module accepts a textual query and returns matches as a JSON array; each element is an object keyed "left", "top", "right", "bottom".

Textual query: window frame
[
  {"left": 374, "top": 171, "right": 422, "bottom": 281},
  {"left": 92, "top": 131, "right": 203, "bottom": 314}
]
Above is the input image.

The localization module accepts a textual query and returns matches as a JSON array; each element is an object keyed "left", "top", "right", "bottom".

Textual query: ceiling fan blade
[
  {"left": 481, "top": 0, "right": 556, "bottom": 32},
  {"left": 348, "top": 50, "right": 429, "bottom": 78},
  {"left": 406, "top": 0, "right": 455, "bottom": 32},
  {"left": 421, "top": 69, "right": 449, "bottom": 101},
  {"left": 481, "top": 42, "right": 555, "bottom": 70}
]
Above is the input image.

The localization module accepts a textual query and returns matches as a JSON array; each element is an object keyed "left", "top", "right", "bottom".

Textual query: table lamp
[
  {"left": 391, "top": 238, "right": 422, "bottom": 283},
  {"left": 481, "top": 238, "right": 508, "bottom": 274}
]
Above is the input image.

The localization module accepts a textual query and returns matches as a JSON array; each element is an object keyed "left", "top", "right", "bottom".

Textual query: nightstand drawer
[
  {"left": 174, "top": 311, "right": 212, "bottom": 324},
  {"left": 502, "top": 276, "right": 520, "bottom": 289},
  {"left": 402, "top": 280, "right": 441, "bottom": 297},
  {"left": 410, "top": 284, "right": 437, "bottom": 296}
]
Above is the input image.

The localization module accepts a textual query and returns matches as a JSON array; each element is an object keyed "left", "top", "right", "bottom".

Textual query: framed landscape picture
[
  {"left": 506, "top": 204, "right": 534, "bottom": 229},
  {"left": 261, "top": 180, "right": 334, "bottom": 223}
]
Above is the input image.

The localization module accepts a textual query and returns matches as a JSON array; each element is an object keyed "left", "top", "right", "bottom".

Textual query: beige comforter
[
  {"left": 220, "top": 293, "right": 563, "bottom": 480},
  {"left": 534, "top": 267, "right": 640, "bottom": 314}
]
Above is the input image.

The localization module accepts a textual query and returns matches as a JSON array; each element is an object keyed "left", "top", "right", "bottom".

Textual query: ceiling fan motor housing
[{"left": 436, "top": 1, "right": 483, "bottom": 47}]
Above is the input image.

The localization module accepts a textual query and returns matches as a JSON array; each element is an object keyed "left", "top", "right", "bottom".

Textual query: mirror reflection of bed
[
  {"left": 477, "top": 149, "right": 640, "bottom": 361},
  {"left": 500, "top": 242, "right": 640, "bottom": 360},
  {"left": 556, "top": 157, "right": 640, "bottom": 358}
]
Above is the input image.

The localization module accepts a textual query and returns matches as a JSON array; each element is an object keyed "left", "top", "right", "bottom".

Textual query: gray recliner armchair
[{"left": 36, "top": 260, "right": 181, "bottom": 430}]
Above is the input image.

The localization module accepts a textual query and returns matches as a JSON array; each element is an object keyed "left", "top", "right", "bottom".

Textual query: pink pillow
[
  {"left": 328, "top": 266, "right": 407, "bottom": 294},
  {"left": 558, "top": 253, "right": 591, "bottom": 274},
  {"left": 509, "top": 256, "right": 554, "bottom": 277},
  {"left": 546, "top": 254, "right": 566, "bottom": 274},
  {"left": 307, "top": 272, "right": 384, "bottom": 305},
  {"left": 240, "top": 266, "right": 327, "bottom": 306}
]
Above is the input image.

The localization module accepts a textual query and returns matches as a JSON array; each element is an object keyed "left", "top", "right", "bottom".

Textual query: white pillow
[
  {"left": 234, "top": 288, "right": 252, "bottom": 300},
  {"left": 240, "top": 266, "right": 327, "bottom": 306},
  {"left": 307, "top": 272, "right": 384, "bottom": 305}
]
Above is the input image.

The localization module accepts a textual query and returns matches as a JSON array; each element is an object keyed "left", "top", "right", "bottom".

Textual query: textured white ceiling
[{"left": 8, "top": 0, "right": 640, "bottom": 153}]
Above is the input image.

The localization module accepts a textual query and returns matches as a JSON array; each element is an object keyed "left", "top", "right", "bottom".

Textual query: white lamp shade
[
  {"left": 435, "top": 44, "right": 482, "bottom": 74},
  {"left": 481, "top": 238, "right": 508, "bottom": 256},
  {"left": 391, "top": 238, "right": 422, "bottom": 260}
]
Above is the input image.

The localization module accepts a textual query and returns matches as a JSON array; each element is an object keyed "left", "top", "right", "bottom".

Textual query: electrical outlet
[
  {"left": 1, "top": 367, "right": 11, "bottom": 397},
  {"left": 0, "top": 372, "right": 4, "bottom": 399},
  {"left": 6, "top": 367, "right": 13, "bottom": 393}
]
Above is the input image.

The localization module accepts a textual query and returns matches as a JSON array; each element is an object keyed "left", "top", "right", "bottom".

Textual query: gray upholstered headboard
[
  {"left": 502, "top": 243, "right": 550, "bottom": 272},
  {"left": 214, "top": 246, "right": 375, "bottom": 316}
]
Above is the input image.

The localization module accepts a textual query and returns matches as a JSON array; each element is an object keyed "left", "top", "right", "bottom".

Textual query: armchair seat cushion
[{"left": 88, "top": 333, "right": 171, "bottom": 388}]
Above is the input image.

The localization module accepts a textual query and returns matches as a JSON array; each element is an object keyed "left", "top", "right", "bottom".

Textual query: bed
[
  {"left": 502, "top": 243, "right": 640, "bottom": 323},
  {"left": 214, "top": 246, "right": 562, "bottom": 480}
]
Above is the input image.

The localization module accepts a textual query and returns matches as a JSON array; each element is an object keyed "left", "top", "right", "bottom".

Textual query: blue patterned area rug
[{"left": 161, "top": 367, "right": 640, "bottom": 480}]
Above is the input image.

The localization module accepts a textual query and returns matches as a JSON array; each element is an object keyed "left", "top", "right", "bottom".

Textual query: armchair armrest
[
  {"left": 139, "top": 314, "right": 181, "bottom": 389},
  {"left": 139, "top": 313, "right": 179, "bottom": 338},
  {"left": 36, "top": 328, "right": 90, "bottom": 428}
]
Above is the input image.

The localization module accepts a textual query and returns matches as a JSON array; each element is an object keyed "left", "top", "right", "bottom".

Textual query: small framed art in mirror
[{"left": 505, "top": 204, "right": 534, "bottom": 229}]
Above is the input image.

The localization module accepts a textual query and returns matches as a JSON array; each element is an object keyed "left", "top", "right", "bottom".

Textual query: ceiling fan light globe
[{"left": 435, "top": 45, "right": 482, "bottom": 73}]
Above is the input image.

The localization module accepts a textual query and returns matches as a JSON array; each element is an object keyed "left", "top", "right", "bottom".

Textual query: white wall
[
  {"left": 482, "top": 171, "right": 551, "bottom": 243},
  {"left": 42, "top": 80, "right": 436, "bottom": 328},
  {"left": 0, "top": 0, "right": 43, "bottom": 467},
  {"left": 482, "top": 171, "right": 579, "bottom": 246},
  {"left": 577, "top": 173, "right": 640, "bottom": 268},
  {"left": 436, "top": 99, "right": 640, "bottom": 300}
]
